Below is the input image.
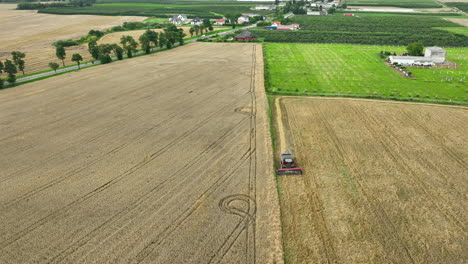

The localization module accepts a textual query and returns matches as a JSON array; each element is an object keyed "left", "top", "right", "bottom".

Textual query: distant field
[
  {"left": 38, "top": 2, "right": 265, "bottom": 18},
  {"left": 445, "top": 2, "right": 468, "bottom": 12},
  {"left": 264, "top": 43, "right": 468, "bottom": 104},
  {"left": 0, "top": 4, "right": 145, "bottom": 74},
  {"left": 347, "top": 0, "right": 442, "bottom": 8},
  {"left": 252, "top": 15, "right": 468, "bottom": 46},
  {"left": 435, "top": 26, "right": 468, "bottom": 36}
]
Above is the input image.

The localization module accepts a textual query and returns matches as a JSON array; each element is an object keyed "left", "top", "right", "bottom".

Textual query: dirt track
[
  {"left": 0, "top": 43, "right": 283, "bottom": 263},
  {"left": 274, "top": 97, "right": 467, "bottom": 263},
  {"left": 0, "top": 4, "right": 145, "bottom": 74}
]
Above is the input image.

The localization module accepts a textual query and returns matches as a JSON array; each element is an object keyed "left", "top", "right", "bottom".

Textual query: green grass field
[
  {"left": 347, "top": 0, "right": 441, "bottom": 8},
  {"left": 264, "top": 43, "right": 468, "bottom": 104},
  {"left": 434, "top": 27, "right": 468, "bottom": 36},
  {"left": 39, "top": 2, "right": 265, "bottom": 18}
]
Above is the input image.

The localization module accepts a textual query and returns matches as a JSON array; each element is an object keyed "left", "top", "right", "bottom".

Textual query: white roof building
[
  {"left": 388, "top": 56, "right": 435, "bottom": 66},
  {"left": 425, "top": 47, "right": 446, "bottom": 63}
]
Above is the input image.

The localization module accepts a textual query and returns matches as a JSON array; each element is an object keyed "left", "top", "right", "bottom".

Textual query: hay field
[
  {"left": 0, "top": 43, "right": 283, "bottom": 263},
  {"left": 0, "top": 4, "right": 145, "bottom": 74},
  {"left": 274, "top": 97, "right": 467, "bottom": 263}
]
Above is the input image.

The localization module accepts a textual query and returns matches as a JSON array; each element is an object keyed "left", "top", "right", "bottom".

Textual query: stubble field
[
  {"left": 0, "top": 4, "right": 145, "bottom": 74},
  {"left": 274, "top": 97, "right": 467, "bottom": 263},
  {"left": 0, "top": 43, "right": 283, "bottom": 263}
]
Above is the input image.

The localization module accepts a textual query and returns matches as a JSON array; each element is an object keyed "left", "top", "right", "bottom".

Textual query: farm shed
[
  {"left": 254, "top": 4, "right": 275, "bottom": 10},
  {"left": 214, "top": 19, "right": 225, "bottom": 25},
  {"left": 235, "top": 31, "right": 256, "bottom": 41},
  {"left": 237, "top": 16, "right": 250, "bottom": 24},
  {"left": 388, "top": 56, "right": 435, "bottom": 66},
  {"left": 425, "top": 47, "right": 446, "bottom": 63},
  {"left": 190, "top": 17, "right": 203, "bottom": 25}
]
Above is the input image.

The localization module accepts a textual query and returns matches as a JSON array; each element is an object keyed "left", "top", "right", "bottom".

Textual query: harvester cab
[{"left": 276, "top": 151, "right": 303, "bottom": 175}]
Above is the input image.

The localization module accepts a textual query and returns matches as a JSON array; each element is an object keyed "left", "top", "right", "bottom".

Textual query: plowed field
[
  {"left": 0, "top": 43, "right": 283, "bottom": 263},
  {"left": 274, "top": 97, "right": 467, "bottom": 263},
  {"left": 0, "top": 4, "right": 145, "bottom": 74}
]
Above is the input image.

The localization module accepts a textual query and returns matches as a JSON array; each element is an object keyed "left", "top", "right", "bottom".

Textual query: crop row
[
  {"left": 252, "top": 15, "right": 468, "bottom": 47},
  {"left": 38, "top": 4, "right": 263, "bottom": 18}
]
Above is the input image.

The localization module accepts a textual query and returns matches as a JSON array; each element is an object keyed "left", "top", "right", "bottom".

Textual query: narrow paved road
[{"left": 9, "top": 24, "right": 257, "bottom": 85}]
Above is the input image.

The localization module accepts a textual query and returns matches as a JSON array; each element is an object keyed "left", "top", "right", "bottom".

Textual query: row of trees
[
  {"left": 17, "top": 0, "right": 95, "bottom": 10},
  {"left": 50, "top": 26, "right": 186, "bottom": 71},
  {"left": 1, "top": 26, "right": 186, "bottom": 88},
  {"left": 0, "top": 51, "right": 26, "bottom": 87}
]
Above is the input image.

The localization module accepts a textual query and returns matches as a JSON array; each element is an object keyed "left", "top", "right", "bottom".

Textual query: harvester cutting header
[{"left": 276, "top": 151, "right": 303, "bottom": 175}]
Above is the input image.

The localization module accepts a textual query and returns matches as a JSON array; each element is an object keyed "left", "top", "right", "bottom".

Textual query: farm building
[
  {"left": 235, "top": 31, "right": 256, "bottom": 41},
  {"left": 214, "top": 19, "right": 225, "bottom": 25},
  {"left": 190, "top": 17, "right": 203, "bottom": 25},
  {"left": 425, "top": 47, "right": 446, "bottom": 63},
  {"left": 237, "top": 16, "right": 250, "bottom": 24},
  {"left": 271, "top": 21, "right": 281, "bottom": 27},
  {"left": 242, "top": 13, "right": 261, "bottom": 18},
  {"left": 277, "top": 24, "right": 300, "bottom": 31},
  {"left": 388, "top": 56, "right": 435, "bottom": 66},
  {"left": 307, "top": 10, "right": 327, "bottom": 15},
  {"left": 344, "top": 13, "right": 355, "bottom": 16},
  {"left": 284, "top": 12, "right": 295, "bottom": 18},
  {"left": 169, "top": 14, "right": 187, "bottom": 25},
  {"left": 388, "top": 46, "right": 446, "bottom": 66},
  {"left": 254, "top": 4, "right": 275, "bottom": 10}
]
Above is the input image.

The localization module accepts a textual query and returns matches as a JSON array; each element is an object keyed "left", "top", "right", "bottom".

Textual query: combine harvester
[{"left": 276, "top": 151, "right": 303, "bottom": 175}]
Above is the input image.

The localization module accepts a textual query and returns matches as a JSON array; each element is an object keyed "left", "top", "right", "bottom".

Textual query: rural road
[
  {"left": 11, "top": 24, "right": 257, "bottom": 85},
  {"left": 0, "top": 42, "right": 283, "bottom": 263}
]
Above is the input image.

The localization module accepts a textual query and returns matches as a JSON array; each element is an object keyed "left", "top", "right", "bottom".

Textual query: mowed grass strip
[
  {"left": 347, "top": 0, "right": 441, "bottom": 8},
  {"left": 264, "top": 43, "right": 468, "bottom": 104}
]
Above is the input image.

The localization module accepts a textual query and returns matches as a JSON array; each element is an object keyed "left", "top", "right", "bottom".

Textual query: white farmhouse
[{"left": 237, "top": 16, "right": 250, "bottom": 24}]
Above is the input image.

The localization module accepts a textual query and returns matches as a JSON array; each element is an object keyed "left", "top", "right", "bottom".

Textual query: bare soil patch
[
  {"left": 0, "top": 43, "right": 282, "bottom": 263},
  {"left": 0, "top": 4, "right": 145, "bottom": 74},
  {"left": 273, "top": 97, "right": 468, "bottom": 263},
  {"left": 445, "top": 17, "right": 468, "bottom": 26}
]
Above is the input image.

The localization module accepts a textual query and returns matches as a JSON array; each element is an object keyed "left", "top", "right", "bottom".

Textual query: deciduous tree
[
  {"left": 4, "top": 59, "right": 17, "bottom": 84},
  {"left": 71, "top": 53, "right": 83, "bottom": 69},
  {"left": 55, "top": 45, "right": 66, "bottom": 67},
  {"left": 111, "top": 44, "right": 124, "bottom": 60},
  {"left": 12, "top": 51, "right": 26, "bottom": 75},
  {"left": 88, "top": 39, "right": 99, "bottom": 63},
  {"left": 139, "top": 34, "right": 151, "bottom": 54},
  {"left": 407, "top": 42, "right": 425, "bottom": 56},
  {"left": 145, "top": 29, "right": 158, "bottom": 47},
  {"left": 120, "top": 35, "right": 138, "bottom": 58},
  {"left": 0, "top": 61, "right": 4, "bottom": 88},
  {"left": 48, "top": 62, "right": 59, "bottom": 72}
]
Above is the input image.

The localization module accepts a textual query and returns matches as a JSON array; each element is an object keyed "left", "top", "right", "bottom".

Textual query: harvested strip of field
[
  {"left": 274, "top": 97, "right": 468, "bottom": 263},
  {"left": 0, "top": 4, "right": 145, "bottom": 74},
  {"left": 0, "top": 43, "right": 283, "bottom": 263}
]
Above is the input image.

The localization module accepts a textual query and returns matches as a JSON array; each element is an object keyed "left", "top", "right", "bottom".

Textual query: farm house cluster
[
  {"left": 388, "top": 47, "right": 447, "bottom": 66},
  {"left": 264, "top": 21, "right": 300, "bottom": 31}
]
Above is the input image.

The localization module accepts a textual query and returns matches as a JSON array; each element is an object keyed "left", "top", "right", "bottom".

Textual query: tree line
[
  {"left": 0, "top": 51, "right": 26, "bottom": 88},
  {"left": 1, "top": 25, "right": 186, "bottom": 87},
  {"left": 17, "top": 0, "right": 95, "bottom": 10}
]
